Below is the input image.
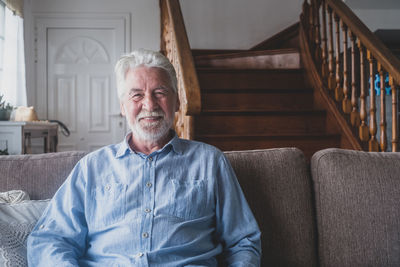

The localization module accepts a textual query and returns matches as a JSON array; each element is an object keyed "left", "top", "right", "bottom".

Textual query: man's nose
[{"left": 142, "top": 94, "right": 157, "bottom": 111}]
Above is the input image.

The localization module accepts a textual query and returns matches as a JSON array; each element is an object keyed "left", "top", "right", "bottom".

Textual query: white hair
[{"left": 115, "top": 49, "right": 178, "bottom": 99}]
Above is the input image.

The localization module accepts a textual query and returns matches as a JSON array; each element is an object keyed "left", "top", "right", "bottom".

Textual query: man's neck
[{"left": 129, "top": 132, "right": 172, "bottom": 155}]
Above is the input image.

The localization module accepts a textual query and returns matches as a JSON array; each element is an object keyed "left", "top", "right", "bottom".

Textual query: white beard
[{"left": 126, "top": 110, "right": 173, "bottom": 142}]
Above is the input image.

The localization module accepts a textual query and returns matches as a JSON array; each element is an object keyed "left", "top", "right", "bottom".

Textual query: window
[
  {"left": 0, "top": 2, "right": 5, "bottom": 85},
  {"left": 0, "top": 1, "right": 26, "bottom": 107}
]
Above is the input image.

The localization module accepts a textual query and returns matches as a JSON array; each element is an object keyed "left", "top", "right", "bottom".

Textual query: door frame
[{"left": 34, "top": 12, "right": 131, "bottom": 120}]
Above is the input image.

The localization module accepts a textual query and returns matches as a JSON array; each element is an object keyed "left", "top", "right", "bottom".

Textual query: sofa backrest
[
  {"left": 311, "top": 148, "right": 400, "bottom": 267},
  {"left": 225, "top": 148, "right": 318, "bottom": 267},
  {"left": 0, "top": 151, "right": 86, "bottom": 200},
  {"left": 0, "top": 148, "right": 319, "bottom": 266}
]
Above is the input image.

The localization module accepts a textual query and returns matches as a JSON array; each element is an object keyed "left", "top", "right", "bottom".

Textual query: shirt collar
[{"left": 115, "top": 130, "right": 184, "bottom": 158}]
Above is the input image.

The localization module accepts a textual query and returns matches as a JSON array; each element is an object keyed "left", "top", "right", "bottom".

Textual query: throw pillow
[
  {"left": 0, "top": 197, "right": 49, "bottom": 267},
  {"left": 0, "top": 190, "right": 30, "bottom": 204}
]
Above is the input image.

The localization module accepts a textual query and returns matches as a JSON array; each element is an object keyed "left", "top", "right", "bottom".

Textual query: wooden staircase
[
  {"left": 192, "top": 47, "right": 341, "bottom": 158},
  {"left": 161, "top": 0, "right": 400, "bottom": 157}
]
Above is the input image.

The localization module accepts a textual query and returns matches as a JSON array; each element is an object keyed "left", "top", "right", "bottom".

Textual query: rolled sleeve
[
  {"left": 215, "top": 154, "right": 261, "bottom": 266},
  {"left": 27, "top": 161, "right": 88, "bottom": 266}
]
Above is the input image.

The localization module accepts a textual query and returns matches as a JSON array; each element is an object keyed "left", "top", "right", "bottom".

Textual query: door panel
[{"left": 47, "top": 27, "right": 126, "bottom": 152}]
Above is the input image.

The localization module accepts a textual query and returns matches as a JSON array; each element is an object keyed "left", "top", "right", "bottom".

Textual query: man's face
[{"left": 120, "top": 66, "right": 180, "bottom": 142}]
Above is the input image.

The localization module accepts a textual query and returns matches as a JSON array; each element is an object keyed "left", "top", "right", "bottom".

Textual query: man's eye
[
  {"left": 154, "top": 91, "right": 167, "bottom": 98},
  {"left": 129, "top": 93, "right": 143, "bottom": 100}
]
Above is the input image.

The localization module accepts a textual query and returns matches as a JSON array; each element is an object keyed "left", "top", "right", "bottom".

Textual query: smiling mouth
[
  {"left": 138, "top": 116, "right": 164, "bottom": 125},
  {"left": 139, "top": 116, "right": 163, "bottom": 121}
]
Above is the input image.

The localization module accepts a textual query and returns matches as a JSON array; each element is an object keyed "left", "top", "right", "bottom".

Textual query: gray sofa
[{"left": 1, "top": 148, "right": 399, "bottom": 266}]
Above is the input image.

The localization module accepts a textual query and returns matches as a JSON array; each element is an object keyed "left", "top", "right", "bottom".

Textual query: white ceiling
[{"left": 345, "top": 0, "right": 400, "bottom": 9}]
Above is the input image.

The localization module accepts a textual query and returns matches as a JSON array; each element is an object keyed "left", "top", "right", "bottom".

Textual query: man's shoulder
[
  {"left": 80, "top": 143, "right": 122, "bottom": 163},
  {"left": 176, "top": 138, "right": 224, "bottom": 156}
]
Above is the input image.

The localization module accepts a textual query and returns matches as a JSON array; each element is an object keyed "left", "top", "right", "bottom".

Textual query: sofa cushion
[
  {"left": 0, "top": 151, "right": 86, "bottom": 200},
  {"left": 311, "top": 148, "right": 400, "bottom": 267},
  {"left": 225, "top": 148, "right": 317, "bottom": 267},
  {"left": 0, "top": 193, "right": 49, "bottom": 267}
]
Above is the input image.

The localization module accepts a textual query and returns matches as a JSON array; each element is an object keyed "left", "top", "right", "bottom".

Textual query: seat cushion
[
  {"left": 225, "top": 147, "right": 317, "bottom": 267},
  {"left": 311, "top": 148, "right": 400, "bottom": 267}
]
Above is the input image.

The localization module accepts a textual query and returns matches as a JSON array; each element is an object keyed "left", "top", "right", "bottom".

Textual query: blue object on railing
[{"left": 369, "top": 73, "right": 391, "bottom": 96}]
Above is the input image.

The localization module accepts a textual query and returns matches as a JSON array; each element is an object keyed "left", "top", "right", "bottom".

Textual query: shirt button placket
[{"left": 141, "top": 155, "right": 155, "bottom": 252}]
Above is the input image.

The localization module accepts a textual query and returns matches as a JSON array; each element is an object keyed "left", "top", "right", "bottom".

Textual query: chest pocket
[
  {"left": 168, "top": 179, "right": 207, "bottom": 220},
  {"left": 89, "top": 182, "right": 127, "bottom": 229}
]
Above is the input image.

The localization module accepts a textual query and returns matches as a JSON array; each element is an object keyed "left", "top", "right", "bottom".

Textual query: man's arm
[
  {"left": 27, "top": 162, "right": 88, "bottom": 266},
  {"left": 215, "top": 154, "right": 262, "bottom": 267}
]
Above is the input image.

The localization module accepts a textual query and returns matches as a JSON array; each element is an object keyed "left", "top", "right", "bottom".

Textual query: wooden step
[
  {"left": 195, "top": 110, "right": 327, "bottom": 135},
  {"left": 195, "top": 48, "right": 300, "bottom": 69},
  {"left": 197, "top": 68, "right": 309, "bottom": 90},
  {"left": 202, "top": 88, "right": 314, "bottom": 111},
  {"left": 195, "top": 134, "right": 341, "bottom": 159},
  {"left": 191, "top": 49, "right": 246, "bottom": 57}
]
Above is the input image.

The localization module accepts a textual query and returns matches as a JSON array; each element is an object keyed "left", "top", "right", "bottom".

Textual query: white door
[{"left": 36, "top": 15, "right": 130, "bottom": 152}]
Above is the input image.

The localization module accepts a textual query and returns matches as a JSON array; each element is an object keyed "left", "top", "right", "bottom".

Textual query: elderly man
[{"left": 27, "top": 49, "right": 261, "bottom": 266}]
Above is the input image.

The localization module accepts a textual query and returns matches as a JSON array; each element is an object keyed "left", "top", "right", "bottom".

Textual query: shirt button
[
  {"left": 136, "top": 252, "right": 144, "bottom": 258},
  {"left": 146, "top": 182, "right": 152, "bottom": 188},
  {"left": 148, "top": 157, "right": 153, "bottom": 162},
  {"left": 144, "top": 208, "right": 151, "bottom": 213},
  {"left": 142, "top": 232, "right": 149, "bottom": 238},
  {"left": 39, "top": 224, "right": 45, "bottom": 229},
  {"left": 105, "top": 185, "right": 111, "bottom": 191}
]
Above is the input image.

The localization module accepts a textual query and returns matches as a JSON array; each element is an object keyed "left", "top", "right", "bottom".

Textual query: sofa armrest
[{"left": 311, "top": 148, "right": 400, "bottom": 267}]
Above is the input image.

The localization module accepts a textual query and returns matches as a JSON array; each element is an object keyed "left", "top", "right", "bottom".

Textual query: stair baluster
[
  {"left": 389, "top": 76, "right": 399, "bottom": 151},
  {"left": 378, "top": 63, "right": 387, "bottom": 151},
  {"left": 334, "top": 14, "right": 343, "bottom": 101},
  {"left": 358, "top": 41, "right": 369, "bottom": 141},
  {"left": 327, "top": 7, "right": 336, "bottom": 90},
  {"left": 314, "top": 0, "right": 322, "bottom": 64},
  {"left": 350, "top": 32, "right": 360, "bottom": 126},
  {"left": 321, "top": 0, "right": 329, "bottom": 78},
  {"left": 341, "top": 22, "right": 351, "bottom": 113},
  {"left": 367, "top": 51, "right": 379, "bottom": 151}
]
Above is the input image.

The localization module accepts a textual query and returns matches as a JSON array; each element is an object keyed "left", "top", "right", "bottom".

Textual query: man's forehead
[{"left": 127, "top": 66, "right": 167, "bottom": 77}]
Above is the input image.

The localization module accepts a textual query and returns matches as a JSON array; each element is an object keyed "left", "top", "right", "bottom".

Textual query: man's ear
[{"left": 120, "top": 101, "right": 126, "bottom": 116}]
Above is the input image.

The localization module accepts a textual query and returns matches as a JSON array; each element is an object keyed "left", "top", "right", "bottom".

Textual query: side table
[{"left": 0, "top": 121, "right": 58, "bottom": 154}]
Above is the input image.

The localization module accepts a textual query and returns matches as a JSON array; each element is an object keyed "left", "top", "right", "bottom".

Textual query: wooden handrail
[
  {"left": 326, "top": 0, "right": 400, "bottom": 84},
  {"left": 160, "top": 0, "right": 201, "bottom": 139},
  {"left": 300, "top": 0, "right": 400, "bottom": 152}
]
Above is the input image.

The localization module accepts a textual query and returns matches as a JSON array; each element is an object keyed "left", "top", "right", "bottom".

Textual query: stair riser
[
  {"left": 196, "top": 53, "right": 300, "bottom": 69},
  {"left": 195, "top": 114, "right": 326, "bottom": 135},
  {"left": 198, "top": 71, "right": 308, "bottom": 90},
  {"left": 202, "top": 92, "right": 313, "bottom": 111},
  {"left": 196, "top": 136, "right": 340, "bottom": 158}
]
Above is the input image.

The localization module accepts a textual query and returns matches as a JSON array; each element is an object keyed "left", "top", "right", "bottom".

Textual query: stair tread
[
  {"left": 199, "top": 110, "right": 325, "bottom": 115},
  {"left": 196, "top": 133, "right": 340, "bottom": 138},
  {"left": 202, "top": 88, "right": 313, "bottom": 92},
  {"left": 197, "top": 67, "right": 304, "bottom": 73},
  {"left": 191, "top": 49, "right": 246, "bottom": 57},
  {"left": 194, "top": 48, "right": 299, "bottom": 60}
]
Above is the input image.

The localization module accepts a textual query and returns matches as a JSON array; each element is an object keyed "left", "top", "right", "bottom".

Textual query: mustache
[{"left": 137, "top": 110, "right": 165, "bottom": 120}]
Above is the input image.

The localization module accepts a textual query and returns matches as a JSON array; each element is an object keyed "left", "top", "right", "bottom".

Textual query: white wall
[
  {"left": 344, "top": 0, "right": 400, "bottom": 32},
  {"left": 180, "top": 0, "right": 304, "bottom": 49},
  {"left": 351, "top": 9, "right": 400, "bottom": 32}
]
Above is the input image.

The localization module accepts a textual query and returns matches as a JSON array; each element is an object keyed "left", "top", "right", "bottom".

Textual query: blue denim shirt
[{"left": 27, "top": 133, "right": 261, "bottom": 266}]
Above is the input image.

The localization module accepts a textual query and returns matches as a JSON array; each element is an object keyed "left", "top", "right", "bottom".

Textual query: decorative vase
[{"left": 0, "top": 109, "right": 11, "bottom": 120}]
